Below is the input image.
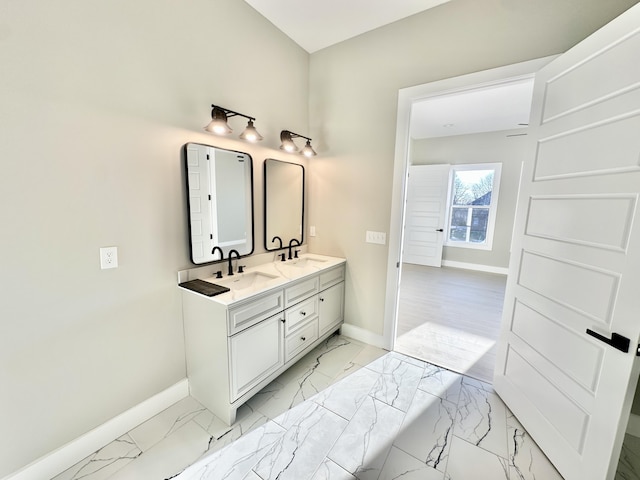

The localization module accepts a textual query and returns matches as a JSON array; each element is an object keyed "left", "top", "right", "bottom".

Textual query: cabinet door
[
  {"left": 229, "top": 314, "right": 284, "bottom": 402},
  {"left": 318, "top": 282, "right": 344, "bottom": 337}
]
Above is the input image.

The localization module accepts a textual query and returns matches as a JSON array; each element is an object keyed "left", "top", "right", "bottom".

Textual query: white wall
[
  {"left": 0, "top": 0, "right": 309, "bottom": 476},
  {"left": 306, "top": 0, "right": 638, "bottom": 337},
  {"left": 411, "top": 129, "right": 528, "bottom": 269}
]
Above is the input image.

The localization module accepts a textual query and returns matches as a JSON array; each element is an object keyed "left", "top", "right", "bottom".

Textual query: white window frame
[{"left": 444, "top": 162, "right": 502, "bottom": 251}]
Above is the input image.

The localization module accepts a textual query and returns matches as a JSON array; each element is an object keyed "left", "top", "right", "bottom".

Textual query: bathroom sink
[
  {"left": 215, "top": 271, "right": 279, "bottom": 291},
  {"left": 285, "top": 256, "right": 328, "bottom": 268}
]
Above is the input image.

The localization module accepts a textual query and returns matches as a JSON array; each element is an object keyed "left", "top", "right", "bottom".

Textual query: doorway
[{"left": 386, "top": 65, "right": 544, "bottom": 382}]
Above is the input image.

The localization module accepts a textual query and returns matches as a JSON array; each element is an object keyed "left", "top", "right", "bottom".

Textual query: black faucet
[
  {"left": 272, "top": 236, "right": 283, "bottom": 249},
  {"left": 227, "top": 249, "right": 240, "bottom": 276},
  {"left": 287, "top": 239, "right": 301, "bottom": 260},
  {"left": 211, "top": 246, "right": 224, "bottom": 261}
]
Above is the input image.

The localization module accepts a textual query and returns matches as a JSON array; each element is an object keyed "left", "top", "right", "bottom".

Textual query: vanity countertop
[{"left": 179, "top": 253, "right": 346, "bottom": 306}]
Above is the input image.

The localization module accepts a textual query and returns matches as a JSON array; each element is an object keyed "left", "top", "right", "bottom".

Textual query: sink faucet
[
  {"left": 287, "top": 239, "right": 301, "bottom": 260},
  {"left": 272, "top": 236, "right": 283, "bottom": 249},
  {"left": 211, "top": 246, "right": 224, "bottom": 261},
  {"left": 227, "top": 249, "right": 240, "bottom": 276}
]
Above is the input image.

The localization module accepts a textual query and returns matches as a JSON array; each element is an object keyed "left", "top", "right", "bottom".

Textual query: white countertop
[{"left": 179, "top": 253, "right": 346, "bottom": 305}]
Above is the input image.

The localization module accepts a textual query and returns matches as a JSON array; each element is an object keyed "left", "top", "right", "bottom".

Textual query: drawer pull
[
  {"left": 280, "top": 318, "right": 286, "bottom": 323},
  {"left": 301, "top": 311, "right": 307, "bottom": 316},
  {"left": 301, "top": 336, "right": 306, "bottom": 341},
  {"left": 319, "top": 297, "right": 324, "bottom": 302}
]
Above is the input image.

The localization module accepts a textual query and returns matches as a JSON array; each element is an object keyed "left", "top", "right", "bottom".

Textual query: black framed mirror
[
  {"left": 264, "top": 159, "right": 304, "bottom": 251},
  {"left": 184, "top": 143, "right": 254, "bottom": 264}
]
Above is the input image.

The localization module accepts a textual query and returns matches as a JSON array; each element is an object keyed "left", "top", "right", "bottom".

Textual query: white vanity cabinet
[{"left": 181, "top": 259, "right": 345, "bottom": 425}]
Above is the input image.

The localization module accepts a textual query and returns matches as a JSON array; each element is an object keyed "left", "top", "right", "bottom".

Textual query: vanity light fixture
[
  {"left": 279, "top": 130, "right": 317, "bottom": 157},
  {"left": 204, "top": 105, "right": 263, "bottom": 142}
]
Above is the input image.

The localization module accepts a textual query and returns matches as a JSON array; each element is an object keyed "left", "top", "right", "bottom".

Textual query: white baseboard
[
  {"left": 4, "top": 379, "right": 189, "bottom": 480},
  {"left": 627, "top": 413, "right": 640, "bottom": 438},
  {"left": 441, "top": 260, "right": 509, "bottom": 275},
  {"left": 340, "top": 323, "right": 387, "bottom": 349}
]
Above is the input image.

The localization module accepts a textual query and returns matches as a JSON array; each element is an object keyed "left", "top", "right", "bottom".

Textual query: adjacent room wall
[
  {"left": 411, "top": 129, "right": 528, "bottom": 269},
  {"left": 0, "top": 0, "right": 308, "bottom": 476},
  {"left": 307, "top": 0, "right": 638, "bottom": 339}
]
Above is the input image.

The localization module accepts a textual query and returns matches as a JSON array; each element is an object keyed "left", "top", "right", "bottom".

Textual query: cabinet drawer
[
  {"left": 284, "top": 276, "right": 319, "bottom": 308},
  {"left": 228, "top": 290, "right": 284, "bottom": 335},
  {"left": 319, "top": 265, "right": 345, "bottom": 291},
  {"left": 284, "top": 296, "right": 318, "bottom": 335},
  {"left": 285, "top": 319, "right": 318, "bottom": 362}
]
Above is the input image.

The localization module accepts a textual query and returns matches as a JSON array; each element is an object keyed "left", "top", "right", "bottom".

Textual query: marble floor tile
[
  {"left": 110, "top": 421, "right": 212, "bottom": 480},
  {"left": 378, "top": 446, "right": 445, "bottom": 480},
  {"left": 366, "top": 353, "right": 425, "bottom": 412},
  {"left": 310, "top": 459, "right": 356, "bottom": 480},
  {"left": 128, "top": 396, "right": 207, "bottom": 452},
  {"left": 52, "top": 435, "right": 141, "bottom": 480},
  {"left": 616, "top": 433, "right": 640, "bottom": 480},
  {"left": 418, "top": 363, "right": 464, "bottom": 405},
  {"left": 312, "top": 366, "right": 379, "bottom": 420},
  {"left": 454, "top": 377, "right": 509, "bottom": 459},
  {"left": 328, "top": 396, "right": 406, "bottom": 480},
  {"left": 253, "top": 402, "right": 348, "bottom": 480},
  {"left": 445, "top": 435, "right": 509, "bottom": 480},
  {"left": 393, "top": 389, "right": 456, "bottom": 472},
  {"left": 507, "top": 410, "right": 563, "bottom": 480},
  {"left": 175, "top": 421, "right": 285, "bottom": 480}
]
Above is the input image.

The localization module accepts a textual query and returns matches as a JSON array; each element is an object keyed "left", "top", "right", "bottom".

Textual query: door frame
[{"left": 382, "top": 56, "right": 557, "bottom": 350}]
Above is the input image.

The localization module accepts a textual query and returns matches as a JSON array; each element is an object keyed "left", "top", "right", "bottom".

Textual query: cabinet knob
[
  {"left": 319, "top": 297, "right": 325, "bottom": 302},
  {"left": 301, "top": 311, "right": 306, "bottom": 316},
  {"left": 280, "top": 318, "right": 285, "bottom": 323},
  {"left": 301, "top": 336, "right": 306, "bottom": 341}
]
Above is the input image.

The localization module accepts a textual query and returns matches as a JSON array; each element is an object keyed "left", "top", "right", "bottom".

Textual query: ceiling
[
  {"left": 243, "top": 0, "right": 451, "bottom": 53},
  {"left": 410, "top": 78, "right": 535, "bottom": 139},
  {"left": 243, "top": 0, "right": 534, "bottom": 139}
]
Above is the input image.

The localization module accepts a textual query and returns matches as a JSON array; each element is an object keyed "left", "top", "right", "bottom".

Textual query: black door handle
[
  {"left": 436, "top": 228, "right": 444, "bottom": 232},
  {"left": 586, "top": 329, "right": 630, "bottom": 353}
]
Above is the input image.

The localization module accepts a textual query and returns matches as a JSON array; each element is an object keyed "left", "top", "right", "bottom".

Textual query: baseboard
[
  {"left": 627, "top": 413, "right": 640, "bottom": 438},
  {"left": 4, "top": 379, "right": 189, "bottom": 480},
  {"left": 441, "top": 260, "right": 509, "bottom": 275},
  {"left": 340, "top": 323, "right": 387, "bottom": 349}
]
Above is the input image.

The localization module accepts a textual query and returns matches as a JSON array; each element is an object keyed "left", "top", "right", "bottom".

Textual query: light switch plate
[
  {"left": 100, "top": 246, "right": 118, "bottom": 269},
  {"left": 366, "top": 231, "right": 386, "bottom": 245}
]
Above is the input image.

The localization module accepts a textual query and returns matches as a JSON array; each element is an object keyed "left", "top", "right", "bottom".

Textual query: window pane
[
  {"left": 451, "top": 207, "right": 468, "bottom": 226},
  {"left": 470, "top": 208, "right": 488, "bottom": 243},
  {"left": 449, "top": 226, "right": 468, "bottom": 241}
]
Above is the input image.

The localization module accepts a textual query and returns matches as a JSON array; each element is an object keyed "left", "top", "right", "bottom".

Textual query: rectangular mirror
[
  {"left": 264, "top": 159, "right": 304, "bottom": 251},
  {"left": 184, "top": 143, "right": 254, "bottom": 264}
]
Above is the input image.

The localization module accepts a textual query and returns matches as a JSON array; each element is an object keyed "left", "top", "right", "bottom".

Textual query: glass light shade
[
  {"left": 279, "top": 131, "right": 299, "bottom": 152},
  {"left": 239, "top": 120, "right": 263, "bottom": 142},
  {"left": 301, "top": 140, "right": 317, "bottom": 157},
  {"left": 204, "top": 108, "right": 232, "bottom": 135}
]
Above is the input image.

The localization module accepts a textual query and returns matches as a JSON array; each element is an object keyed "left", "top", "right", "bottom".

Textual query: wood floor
[{"left": 394, "top": 263, "right": 507, "bottom": 383}]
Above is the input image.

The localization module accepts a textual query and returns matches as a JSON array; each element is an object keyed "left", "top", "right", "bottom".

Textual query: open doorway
[{"left": 382, "top": 57, "right": 555, "bottom": 382}]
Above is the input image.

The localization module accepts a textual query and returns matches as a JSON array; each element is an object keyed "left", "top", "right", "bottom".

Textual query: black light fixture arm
[
  {"left": 281, "top": 130, "right": 311, "bottom": 142},
  {"left": 211, "top": 104, "right": 255, "bottom": 122}
]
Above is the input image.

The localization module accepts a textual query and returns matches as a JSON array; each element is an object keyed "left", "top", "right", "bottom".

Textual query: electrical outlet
[
  {"left": 100, "top": 246, "right": 118, "bottom": 269},
  {"left": 366, "top": 231, "right": 386, "bottom": 245}
]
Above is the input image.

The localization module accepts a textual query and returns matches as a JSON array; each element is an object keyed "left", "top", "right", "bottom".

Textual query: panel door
[
  {"left": 318, "top": 282, "right": 344, "bottom": 336},
  {"left": 494, "top": 5, "right": 640, "bottom": 479},
  {"left": 402, "top": 164, "right": 450, "bottom": 267},
  {"left": 229, "top": 314, "right": 284, "bottom": 402}
]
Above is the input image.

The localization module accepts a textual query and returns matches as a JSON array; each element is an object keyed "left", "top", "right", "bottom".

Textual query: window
[{"left": 446, "top": 163, "right": 502, "bottom": 250}]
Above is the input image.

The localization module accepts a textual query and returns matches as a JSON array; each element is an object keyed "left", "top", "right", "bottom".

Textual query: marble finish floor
[{"left": 53, "top": 334, "right": 567, "bottom": 480}]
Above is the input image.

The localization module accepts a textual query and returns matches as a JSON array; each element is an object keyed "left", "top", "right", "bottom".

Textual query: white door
[
  {"left": 494, "top": 5, "right": 640, "bottom": 480},
  {"left": 402, "top": 164, "right": 450, "bottom": 267}
]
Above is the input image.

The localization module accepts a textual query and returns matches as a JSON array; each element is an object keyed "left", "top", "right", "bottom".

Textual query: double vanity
[{"left": 180, "top": 253, "right": 345, "bottom": 425}]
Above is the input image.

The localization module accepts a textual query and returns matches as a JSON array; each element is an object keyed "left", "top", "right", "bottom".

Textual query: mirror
[
  {"left": 264, "top": 159, "right": 304, "bottom": 251},
  {"left": 184, "top": 143, "right": 254, "bottom": 264}
]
